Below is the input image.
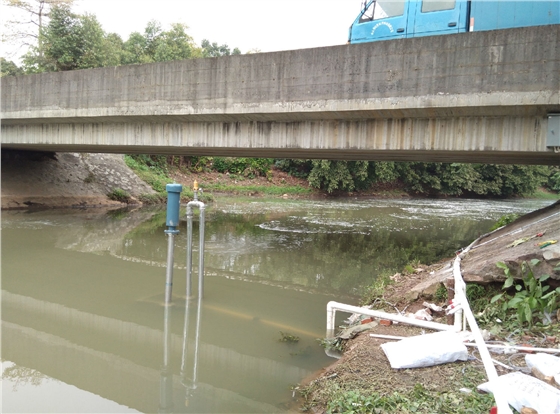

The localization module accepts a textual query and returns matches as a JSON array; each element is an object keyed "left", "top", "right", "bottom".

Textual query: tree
[
  {"left": 122, "top": 21, "right": 201, "bottom": 64},
  {"left": 2, "top": 0, "right": 74, "bottom": 54},
  {"left": 0, "top": 57, "right": 23, "bottom": 76},
  {"left": 22, "top": 5, "right": 122, "bottom": 72},
  {"left": 201, "top": 39, "right": 241, "bottom": 57}
]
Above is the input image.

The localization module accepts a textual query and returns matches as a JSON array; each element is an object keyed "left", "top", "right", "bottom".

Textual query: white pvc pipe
[
  {"left": 453, "top": 253, "right": 513, "bottom": 414},
  {"left": 369, "top": 333, "right": 560, "bottom": 354},
  {"left": 326, "top": 301, "right": 456, "bottom": 338}
]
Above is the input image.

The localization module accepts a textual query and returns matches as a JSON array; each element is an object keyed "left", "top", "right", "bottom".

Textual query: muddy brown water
[{"left": 1, "top": 197, "right": 553, "bottom": 413}]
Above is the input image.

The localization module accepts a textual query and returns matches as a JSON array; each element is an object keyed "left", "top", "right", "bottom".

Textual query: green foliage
[
  {"left": 547, "top": 168, "right": 560, "bottom": 192},
  {"left": 201, "top": 39, "right": 241, "bottom": 57},
  {"left": 124, "top": 154, "right": 171, "bottom": 194},
  {"left": 212, "top": 157, "right": 273, "bottom": 178},
  {"left": 274, "top": 159, "right": 313, "bottom": 178},
  {"left": 318, "top": 381, "right": 494, "bottom": 414},
  {"left": 0, "top": 58, "right": 23, "bottom": 76},
  {"left": 278, "top": 332, "right": 300, "bottom": 343},
  {"left": 107, "top": 188, "right": 130, "bottom": 202},
  {"left": 434, "top": 283, "right": 448, "bottom": 302},
  {"left": 21, "top": 5, "right": 123, "bottom": 72},
  {"left": 308, "top": 160, "right": 372, "bottom": 193},
  {"left": 302, "top": 159, "right": 549, "bottom": 197},
  {"left": 122, "top": 21, "right": 199, "bottom": 64},
  {"left": 360, "top": 274, "right": 392, "bottom": 306},
  {"left": 489, "top": 213, "right": 520, "bottom": 231},
  {"left": 492, "top": 260, "right": 560, "bottom": 327},
  {"left": 137, "top": 193, "right": 166, "bottom": 204}
]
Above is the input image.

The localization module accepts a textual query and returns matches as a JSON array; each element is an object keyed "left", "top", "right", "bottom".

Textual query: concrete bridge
[{"left": 2, "top": 25, "right": 559, "bottom": 165}]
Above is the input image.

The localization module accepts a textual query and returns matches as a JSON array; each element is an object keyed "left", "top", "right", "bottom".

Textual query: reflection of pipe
[
  {"left": 159, "top": 305, "right": 173, "bottom": 414},
  {"left": 326, "top": 301, "right": 456, "bottom": 339},
  {"left": 193, "top": 295, "right": 203, "bottom": 385},
  {"left": 181, "top": 294, "right": 203, "bottom": 407},
  {"left": 186, "top": 181, "right": 205, "bottom": 299}
]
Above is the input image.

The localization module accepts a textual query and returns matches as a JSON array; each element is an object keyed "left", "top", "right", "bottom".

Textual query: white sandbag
[
  {"left": 526, "top": 353, "right": 560, "bottom": 377},
  {"left": 477, "top": 371, "right": 560, "bottom": 414},
  {"left": 380, "top": 331, "right": 468, "bottom": 369}
]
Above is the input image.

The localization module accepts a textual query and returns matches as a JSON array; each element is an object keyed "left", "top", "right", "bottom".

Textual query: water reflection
[{"left": 2, "top": 198, "right": 554, "bottom": 413}]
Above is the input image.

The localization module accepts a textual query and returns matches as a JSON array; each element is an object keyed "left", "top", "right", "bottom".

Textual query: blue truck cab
[{"left": 349, "top": 0, "right": 560, "bottom": 43}]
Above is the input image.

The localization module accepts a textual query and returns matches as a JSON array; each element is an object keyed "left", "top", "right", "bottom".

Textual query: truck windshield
[
  {"left": 359, "top": 0, "right": 405, "bottom": 23},
  {"left": 421, "top": 0, "right": 456, "bottom": 13}
]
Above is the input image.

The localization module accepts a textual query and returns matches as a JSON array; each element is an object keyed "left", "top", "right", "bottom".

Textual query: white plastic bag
[
  {"left": 380, "top": 331, "right": 468, "bottom": 369},
  {"left": 525, "top": 353, "right": 560, "bottom": 378},
  {"left": 477, "top": 371, "right": 560, "bottom": 414}
]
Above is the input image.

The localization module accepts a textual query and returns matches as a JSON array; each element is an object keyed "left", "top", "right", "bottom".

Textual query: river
[{"left": 1, "top": 197, "right": 554, "bottom": 413}]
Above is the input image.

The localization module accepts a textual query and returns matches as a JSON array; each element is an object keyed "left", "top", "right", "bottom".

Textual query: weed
[
  {"left": 491, "top": 260, "right": 560, "bottom": 327},
  {"left": 279, "top": 332, "right": 300, "bottom": 343},
  {"left": 360, "top": 273, "right": 392, "bottom": 306},
  {"left": 138, "top": 193, "right": 166, "bottom": 205},
  {"left": 317, "top": 337, "right": 346, "bottom": 353},
  {"left": 489, "top": 213, "right": 520, "bottom": 231},
  {"left": 107, "top": 188, "right": 131, "bottom": 203},
  {"left": 83, "top": 172, "right": 96, "bottom": 183},
  {"left": 434, "top": 283, "right": 448, "bottom": 302}
]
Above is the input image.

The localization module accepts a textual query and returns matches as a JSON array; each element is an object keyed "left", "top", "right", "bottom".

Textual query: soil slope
[{"left": 1, "top": 151, "right": 155, "bottom": 209}]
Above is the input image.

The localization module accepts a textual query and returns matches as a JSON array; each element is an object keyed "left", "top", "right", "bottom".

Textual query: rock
[{"left": 543, "top": 245, "right": 560, "bottom": 261}]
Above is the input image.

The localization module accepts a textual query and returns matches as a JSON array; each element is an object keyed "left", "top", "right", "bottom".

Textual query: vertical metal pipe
[
  {"left": 164, "top": 233, "right": 175, "bottom": 304},
  {"left": 186, "top": 181, "right": 205, "bottom": 299},
  {"left": 164, "top": 183, "right": 181, "bottom": 305},
  {"left": 186, "top": 207, "right": 194, "bottom": 298},
  {"left": 198, "top": 207, "right": 205, "bottom": 299}
]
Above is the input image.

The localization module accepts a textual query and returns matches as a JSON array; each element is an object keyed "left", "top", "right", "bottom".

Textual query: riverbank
[
  {"left": 296, "top": 200, "right": 560, "bottom": 413},
  {"left": 0, "top": 150, "right": 412, "bottom": 210}
]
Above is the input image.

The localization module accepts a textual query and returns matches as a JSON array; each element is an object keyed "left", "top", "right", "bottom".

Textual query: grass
[
  {"left": 530, "top": 188, "right": 560, "bottom": 200},
  {"left": 107, "top": 188, "right": 131, "bottom": 203},
  {"left": 200, "top": 183, "right": 311, "bottom": 196},
  {"left": 300, "top": 365, "right": 494, "bottom": 414}
]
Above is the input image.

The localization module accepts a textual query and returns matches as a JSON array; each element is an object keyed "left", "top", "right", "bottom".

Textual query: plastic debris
[
  {"left": 338, "top": 321, "right": 378, "bottom": 340},
  {"left": 423, "top": 302, "right": 444, "bottom": 312},
  {"left": 537, "top": 239, "right": 557, "bottom": 249},
  {"left": 508, "top": 237, "right": 531, "bottom": 248},
  {"left": 409, "top": 309, "right": 433, "bottom": 321},
  {"left": 526, "top": 353, "right": 560, "bottom": 386},
  {"left": 381, "top": 331, "right": 468, "bottom": 369},
  {"left": 477, "top": 371, "right": 560, "bottom": 414}
]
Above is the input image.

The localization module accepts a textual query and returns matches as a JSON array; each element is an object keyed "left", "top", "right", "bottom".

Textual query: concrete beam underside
[{"left": 2, "top": 116, "right": 559, "bottom": 165}]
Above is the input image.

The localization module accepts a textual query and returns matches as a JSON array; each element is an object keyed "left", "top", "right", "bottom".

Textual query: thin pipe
[
  {"left": 326, "top": 301, "right": 456, "bottom": 339},
  {"left": 369, "top": 333, "right": 560, "bottom": 354},
  {"left": 186, "top": 196, "right": 205, "bottom": 298},
  {"left": 186, "top": 209, "right": 193, "bottom": 298},
  {"left": 198, "top": 207, "right": 205, "bottom": 299},
  {"left": 164, "top": 233, "right": 175, "bottom": 304}
]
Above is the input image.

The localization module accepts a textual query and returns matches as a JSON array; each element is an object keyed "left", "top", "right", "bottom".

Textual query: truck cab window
[
  {"left": 421, "top": 0, "right": 456, "bottom": 13},
  {"left": 359, "top": 0, "right": 405, "bottom": 22}
]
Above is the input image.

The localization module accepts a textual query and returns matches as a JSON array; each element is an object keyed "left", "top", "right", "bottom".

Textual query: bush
[
  {"left": 489, "top": 213, "right": 520, "bottom": 231},
  {"left": 212, "top": 157, "right": 273, "bottom": 177}
]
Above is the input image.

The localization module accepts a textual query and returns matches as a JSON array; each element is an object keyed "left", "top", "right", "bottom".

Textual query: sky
[{"left": 2, "top": 0, "right": 365, "bottom": 61}]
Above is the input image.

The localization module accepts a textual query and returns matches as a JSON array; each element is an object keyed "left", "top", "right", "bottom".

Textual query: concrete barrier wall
[{"left": 2, "top": 25, "right": 559, "bottom": 122}]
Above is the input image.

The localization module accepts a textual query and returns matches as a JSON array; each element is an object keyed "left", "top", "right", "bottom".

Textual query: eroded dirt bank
[{"left": 1, "top": 150, "right": 155, "bottom": 209}]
